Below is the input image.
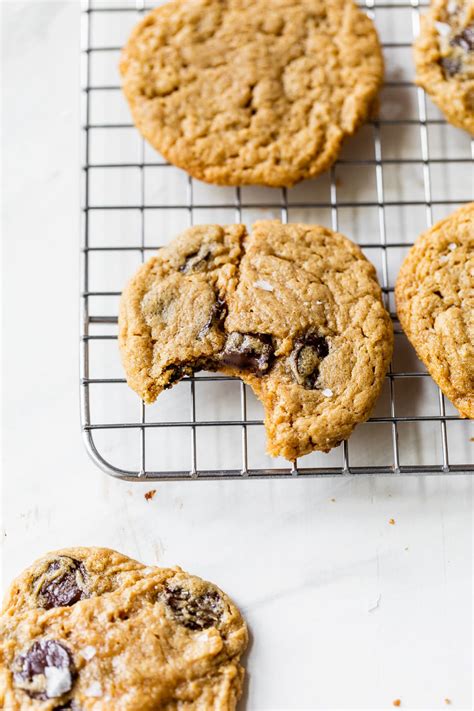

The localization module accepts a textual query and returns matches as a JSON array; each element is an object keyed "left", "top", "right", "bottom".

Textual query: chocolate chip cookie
[
  {"left": 395, "top": 203, "right": 474, "bottom": 419},
  {"left": 414, "top": 0, "right": 474, "bottom": 134},
  {"left": 0, "top": 548, "right": 248, "bottom": 710},
  {"left": 120, "top": 0, "right": 384, "bottom": 187},
  {"left": 119, "top": 221, "right": 393, "bottom": 460}
]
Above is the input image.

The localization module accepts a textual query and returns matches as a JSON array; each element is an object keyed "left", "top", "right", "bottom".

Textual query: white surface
[{"left": 1, "top": 2, "right": 473, "bottom": 710}]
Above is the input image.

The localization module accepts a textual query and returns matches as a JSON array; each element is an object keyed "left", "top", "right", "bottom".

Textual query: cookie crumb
[
  {"left": 389, "top": 518, "right": 396, "bottom": 525},
  {"left": 145, "top": 489, "right": 157, "bottom": 501},
  {"left": 393, "top": 700, "right": 401, "bottom": 707},
  {"left": 444, "top": 699, "right": 451, "bottom": 705}
]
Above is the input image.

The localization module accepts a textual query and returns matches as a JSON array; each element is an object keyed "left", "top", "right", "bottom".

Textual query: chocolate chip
[
  {"left": 37, "top": 557, "right": 88, "bottom": 610},
  {"left": 179, "top": 246, "right": 211, "bottom": 273},
  {"left": 163, "top": 364, "right": 193, "bottom": 388},
  {"left": 197, "top": 298, "right": 227, "bottom": 339},
  {"left": 289, "top": 334, "right": 329, "bottom": 389},
  {"left": 162, "top": 586, "right": 223, "bottom": 630},
  {"left": 450, "top": 24, "right": 474, "bottom": 51},
  {"left": 220, "top": 332, "right": 274, "bottom": 375},
  {"left": 13, "top": 640, "right": 75, "bottom": 700},
  {"left": 440, "top": 56, "right": 462, "bottom": 76}
]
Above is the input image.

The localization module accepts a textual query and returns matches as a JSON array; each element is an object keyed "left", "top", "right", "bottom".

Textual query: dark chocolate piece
[
  {"left": 162, "top": 586, "right": 223, "bottom": 631},
  {"left": 289, "top": 334, "right": 329, "bottom": 389},
  {"left": 220, "top": 332, "right": 274, "bottom": 375},
  {"left": 13, "top": 640, "right": 75, "bottom": 700}
]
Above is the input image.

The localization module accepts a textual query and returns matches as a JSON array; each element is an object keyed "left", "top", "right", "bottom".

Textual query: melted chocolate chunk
[
  {"left": 220, "top": 332, "right": 274, "bottom": 375},
  {"left": 37, "top": 557, "right": 88, "bottom": 610},
  {"left": 198, "top": 299, "right": 227, "bottom": 339},
  {"left": 289, "top": 334, "right": 329, "bottom": 389},
  {"left": 162, "top": 586, "right": 223, "bottom": 630},
  {"left": 450, "top": 24, "right": 474, "bottom": 51},
  {"left": 13, "top": 640, "right": 75, "bottom": 700},
  {"left": 179, "top": 246, "right": 212, "bottom": 273},
  {"left": 440, "top": 56, "right": 462, "bottom": 76},
  {"left": 163, "top": 364, "right": 194, "bottom": 388}
]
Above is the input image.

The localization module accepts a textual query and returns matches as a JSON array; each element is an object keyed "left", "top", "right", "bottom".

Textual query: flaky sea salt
[
  {"left": 321, "top": 388, "right": 333, "bottom": 397},
  {"left": 254, "top": 279, "right": 274, "bottom": 292},
  {"left": 434, "top": 20, "right": 451, "bottom": 36},
  {"left": 85, "top": 681, "right": 103, "bottom": 698},
  {"left": 80, "top": 646, "right": 96, "bottom": 661},
  {"left": 316, "top": 300, "right": 324, "bottom": 305},
  {"left": 45, "top": 667, "right": 72, "bottom": 698},
  {"left": 448, "top": 242, "right": 457, "bottom": 250},
  {"left": 440, "top": 254, "right": 449, "bottom": 263}
]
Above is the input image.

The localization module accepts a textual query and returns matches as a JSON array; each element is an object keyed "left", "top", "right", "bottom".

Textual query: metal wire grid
[{"left": 80, "top": 0, "right": 474, "bottom": 480}]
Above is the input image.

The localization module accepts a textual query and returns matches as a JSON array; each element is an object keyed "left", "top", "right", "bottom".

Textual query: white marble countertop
[{"left": 2, "top": 2, "right": 473, "bottom": 709}]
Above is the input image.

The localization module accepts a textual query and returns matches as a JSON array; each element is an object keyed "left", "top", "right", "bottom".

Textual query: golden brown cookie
[
  {"left": 120, "top": 0, "right": 384, "bottom": 186},
  {"left": 414, "top": 0, "right": 474, "bottom": 134},
  {"left": 0, "top": 548, "right": 248, "bottom": 710},
  {"left": 119, "top": 221, "right": 393, "bottom": 459},
  {"left": 395, "top": 203, "right": 474, "bottom": 419}
]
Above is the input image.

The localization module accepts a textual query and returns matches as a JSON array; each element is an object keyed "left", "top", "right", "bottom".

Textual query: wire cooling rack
[{"left": 80, "top": 0, "right": 473, "bottom": 480}]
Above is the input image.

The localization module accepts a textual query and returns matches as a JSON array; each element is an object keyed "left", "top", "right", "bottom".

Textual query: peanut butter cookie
[
  {"left": 414, "top": 0, "right": 474, "bottom": 134},
  {"left": 395, "top": 203, "right": 474, "bottom": 419},
  {"left": 120, "top": 0, "right": 384, "bottom": 186},
  {"left": 119, "top": 221, "right": 393, "bottom": 459},
  {"left": 0, "top": 548, "right": 248, "bottom": 710}
]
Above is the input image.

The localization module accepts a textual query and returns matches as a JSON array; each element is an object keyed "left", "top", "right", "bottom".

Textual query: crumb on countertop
[
  {"left": 144, "top": 489, "right": 157, "bottom": 501},
  {"left": 330, "top": 498, "right": 336, "bottom": 502},
  {"left": 444, "top": 699, "right": 452, "bottom": 705},
  {"left": 389, "top": 518, "right": 396, "bottom": 525},
  {"left": 393, "top": 700, "right": 401, "bottom": 707}
]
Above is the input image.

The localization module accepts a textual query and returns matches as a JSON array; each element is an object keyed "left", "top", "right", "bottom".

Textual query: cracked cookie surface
[
  {"left": 0, "top": 548, "right": 247, "bottom": 711},
  {"left": 414, "top": 0, "right": 474, "bottom": 133},
  {"left": 120, "top": 0, "right": 384, "bottom": 186},
  {"left": 395, "top": 203, "right": 474, "bottom": 419},
  {"left": 119, "top": 221, "right": 393, "bottom": 459}
]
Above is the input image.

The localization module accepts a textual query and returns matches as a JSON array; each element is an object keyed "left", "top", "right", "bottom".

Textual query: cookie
[
  {"left": 120, "top": 0, "right": 384, "bottom": 187},
  {"left": 0, "top": 547, "right": 248, "bottom": 710},
  {"left": 414, "top": 0, "right": 474, "bottom": 134},
  {"left": 119, "top": 220, "right": 393, "bottom": 460},
  {"left": 395, "top": 203, "right": 474, "bottom": 419}
]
